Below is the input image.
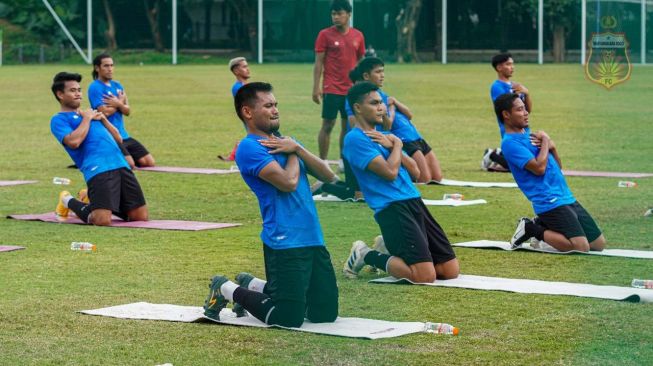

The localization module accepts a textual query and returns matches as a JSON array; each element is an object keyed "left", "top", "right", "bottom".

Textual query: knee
[
  {"left": 416, "top": 172, "right": 431, "bottom": 184},
  {"left": 590, "top": 235, "right": 606, "bottom": 251},
  {"left": 129, "top": 210, "right": 148, "bottom": 222},
  {"left": 411, "top": 272, "right": 436, "bottom": 284},
  {"left": 307, "top": 303, "right": 338, "bottom": 323},
  {"left": 91, "top": 215, "right": 112, "bottom": 227},
  {"left": 573, "top": 240, "right": 590, "bottom": 252},
  {"left": 321, "top": 120, "right": 335, "bottom": 133},
  {"left": 272, "top": 311, "right": 305, "bottom": 328},
  {"left": 437, "top": 260, "right": 460, "bottom": 280}
]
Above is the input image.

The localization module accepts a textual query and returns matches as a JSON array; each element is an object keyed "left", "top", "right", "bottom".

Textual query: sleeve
[
  {"left": 235, "top": 139, "right": 275, "bottom": 177},
  {"left": 490, "top": 82, "right": 502, "bottom": 101},
  {"left": 88, "top": 82, "right": 105, "bottom": 109},
  {"left": 501, "top": 138, "right": 535, "bottom": 170},
  {"left": 345, "top": 99, "right": 354, "bottom": 117},
  {"left": 50, "top": 115, "right": 73, "bottom": 145},
  {"left": 357, "top": 31, "right": 365, "bottom": 59},
  {"left": 344, "top": 133, "right": 381, "bottom": 171},
  {"left": 315, "top": 30, "right": 327, "bottom": 53}
]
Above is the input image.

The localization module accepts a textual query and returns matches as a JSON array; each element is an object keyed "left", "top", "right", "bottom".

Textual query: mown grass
[{"left": 0, "top": 63, "right": 652, "bottom": 365}]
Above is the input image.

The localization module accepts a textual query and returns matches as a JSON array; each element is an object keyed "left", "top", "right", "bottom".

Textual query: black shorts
[
  {"left": 321, "top": 93, "right": 347, "bottom": 120},
  {"left": 120, "top": 137, "right": 150, "bottom": 161},
  {"left": 375, "top": 198, "right": 456, "bottom": 266},
  {"left": 403, "top": 139, "right": 432, "bottom": 156},
  {"left": 342, "top": 158, "right": 360, "bottom": 191},
  {"left": 263, "top": 245, "right": 339, "bottom": 322},
  {"left": 537, "top": 201, "right": 602, "bottom": 242},
  {"left": 87, "top": 168, "right": 146, "bottom": 218}
]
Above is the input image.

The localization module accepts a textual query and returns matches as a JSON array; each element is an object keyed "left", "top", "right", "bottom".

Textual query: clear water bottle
[
  {"left": 53, "top": 177, "right": 71, "bottom": 185},
  {"left": 631, "top": 279, "right": 653, "bottom": 289},
  {"left": 71, "top": 242, "right": 96, "bottom": 252},
  {"left": 443, "top": 193, "right": 464, "bottom": 200},
  {"left": 423, "top": 322, "right": 459, "bottom": 335},
  {"left": 644, "top": 209, "right": 653, "bottom": 217},
  {"left": 617, "top": 181, "right": 637, "bottom": 188}
]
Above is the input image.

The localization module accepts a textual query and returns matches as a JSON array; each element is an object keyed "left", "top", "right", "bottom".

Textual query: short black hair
[
  {"left": 357, "top": 57, "right": 384, "bottom": 78},
  {"left": 491, "top": 53, "right": 512, "bottom": 70},
  {"left": 346, "top": 81, "right": 379, "bottom": 115},
  {"left": 234, "top": 82, "right": 273, "bottom": 122},
  {"left": 92, "top": 53, "right": 112, "bottom": 79},
  {"left": 494, "top": 93, "right": 520, "bottom": 123},
  {"left": 331, "top": 0, "right": 352, "bottom": 13},
  {"left": 51, "top": 72, "right": 82, "bottom": 102},
  {"left": 348, "top": 67, "right": 362, "bottom": 83}
]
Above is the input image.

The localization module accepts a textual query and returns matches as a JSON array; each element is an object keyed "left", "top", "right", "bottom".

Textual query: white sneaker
[
  {"left": 530, "top": 238, "right": 558, "bottom": 252},
  {"left": 343, "top": 241, "right": 370, "bottom": 278},
  {"left": 481, "top": 148, "right": 493, "bottom": 171},
  {"left": 510, "top": 217, "right": 533, "bottom": 248},
  {"left": 373, "top": 235, "right": 389, "bottom": 255}
]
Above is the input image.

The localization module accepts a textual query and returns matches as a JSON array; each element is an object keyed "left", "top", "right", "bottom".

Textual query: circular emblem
[
  {"left": 600, "top": 16, "right": 617, "bottom": 29},
  {"left": 334, "top": 41, "right": 340, "bottom": 46}
]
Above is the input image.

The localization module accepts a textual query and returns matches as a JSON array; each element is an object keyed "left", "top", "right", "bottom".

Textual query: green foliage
[{"left": 0, "top": 63, "right": 652, "bottom": 365}]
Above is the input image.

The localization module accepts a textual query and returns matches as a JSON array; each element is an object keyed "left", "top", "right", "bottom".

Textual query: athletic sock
[
  {"left": 67, "top": 198, "right": 91, "bottom": 223},
  {"left": 363, "top": 250, "right": 392, "bottom": 272},
  {"left": 526, "top": 220, "right": 545, "bottom": 241},
  {"left": 248, "top": 278, "right": 267, "bottom": 293},
  {"left": 62, "top": 195, "right": 73, "bottom": 207},
  {"left": 219, "top": 281, "right": 239, "bottom": 302},
  {"left": 233, "top": 287, "right": 275, "bottom": 324}
]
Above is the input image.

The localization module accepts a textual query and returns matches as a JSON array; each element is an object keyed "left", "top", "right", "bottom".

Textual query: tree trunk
[
  {"left": 203, "top": 0, "right": 213, "bottom": 46},
  {"left": 552, "top": 24, "right": 566, "bottom": 63},
  {"left": 144, "top": 0, "right": 164, "bottom": 52},
  {"left": 395, "top": 0, "right": 422, "bottom": 63},
  {"left": 102, "top": 0, "right": 117, "bottom": 51}
]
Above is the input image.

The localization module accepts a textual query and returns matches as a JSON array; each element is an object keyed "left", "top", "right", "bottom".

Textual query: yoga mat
[
  {"left": 313, "top": 195, "right": 487, "bottom": 207},
  {"left": 0, "top": 246, "right": 25, "bottom": 252},
  {"left": 80, "top": 302, "right": 427, "bottom": 339},
  {"left": 370, "top": 275, "right": 653, "bottom": 303},
  {"left": 137, "top": 166, "right": 239, "bottom": 175},
  {"left": 0, "top": 180, "right": 38, "bottom": 187},
  {"left": 452, "top": 240, "right": 653, "bottom": 259},
  {"left": 563, "top": 170, "right": 653, "bottom": 178},
  {"left": 429, "top": 179, "right": 518, "bottom": 188},
  {"left": 7, "top": 212, "right": 240, "bottom": 231}
]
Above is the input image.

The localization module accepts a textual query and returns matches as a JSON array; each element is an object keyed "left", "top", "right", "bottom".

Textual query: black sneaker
[{"left": 510, "top": 217, "right": 533, "bottom": 248}]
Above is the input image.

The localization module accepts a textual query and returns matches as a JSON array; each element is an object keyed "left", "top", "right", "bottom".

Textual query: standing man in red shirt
[{"left": 313, "top": 0, "right": 365, "bottom": 160}]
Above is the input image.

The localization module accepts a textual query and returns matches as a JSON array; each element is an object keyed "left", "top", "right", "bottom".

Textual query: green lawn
[{"left": 0, "top": 63, "right": 652, "bottom": 365}]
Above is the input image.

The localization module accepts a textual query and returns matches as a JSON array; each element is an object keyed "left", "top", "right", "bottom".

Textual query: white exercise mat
[
  {"left": 370, "top": 275, "right": 653, "bottom": 303},
  {"left": 429, "top": 179, "right": 518, "bottom": 188},
  {"left": 80, "top": 302, "right": 426, "bottom": 339},
  {"left": 453, "top": 240, "right": 653, "bottom": 259},
  {"left": 313, "top": 194, "right": 486, "bottom": 207}
]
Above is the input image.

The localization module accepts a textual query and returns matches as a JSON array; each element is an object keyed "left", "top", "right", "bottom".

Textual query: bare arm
[
  {"left": 512, "top": 82, "right": 533, "bottom": 113},
  {"left": 401, "top": 153, "right": 421, "bottom": 180},
  {"left": 62, "top": 109, "right": 102, "bottom": 149},
  {"left": 382, "top": 100, "right": 396, "bottom": 131},
  {"left": 99, "top": 114, "right": 123, "bottom": 144},
  {"left": 258, "top": 154, "right": 300, "bottom": 193},
  {"left": 390, "top": 97, "right": 413, "bottom": 120},
  {"left": 524, "top": 132, "right": 553, "bottom": 176},
  {"left": 365, "top": 132, "right": 403, "bottom": 181},
  {"left": 312, "top": 52, "right": 325, "bottom": 104},
  {"left": 259, "top": 136, "right": 336, "bottom": 183},
  {"left": 102, "top": 92, "right": 130, "bottom": 116}
]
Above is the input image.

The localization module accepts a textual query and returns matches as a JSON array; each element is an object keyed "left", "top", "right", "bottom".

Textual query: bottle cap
[{"left": 452, "top": 327, "right": 460, "bottom": 336}]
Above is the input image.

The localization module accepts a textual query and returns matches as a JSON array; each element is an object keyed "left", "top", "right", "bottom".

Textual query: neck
[
  {"left": 99, "top": 76, "right": 111, "bottom": 83},
  {"left": 246, "top": 124, "right": 273, "bottom": 138},
  {"left": 237, "top": 76, "right": 248, "bottom": 83},
  {"left": 61, "top": 105, "right": 77, "bottom": 113},
  {"left": 355, "top": 116, "right": 376, "bottom": 131},
  {"left": 498, "top": 75, "right": 510, "bottom": 83},
  {"left": 336, "top": 24, "right": 349, "bottom": 33},
  {"left": 504, "top": 123, "right": 524, "bottom": 134}
]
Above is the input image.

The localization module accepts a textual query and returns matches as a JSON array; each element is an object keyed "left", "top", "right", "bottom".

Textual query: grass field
[{"left": 1, "top": 62, "right": 652, "bottom": 365}]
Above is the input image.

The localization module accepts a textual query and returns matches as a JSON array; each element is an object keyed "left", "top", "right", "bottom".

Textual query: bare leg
[
  {"left": 127, "top": 205, "right": 148, "bottom": 221},
  {"left": 425, "top": 150, "right": 443, "bottom": 182},
  {"left": 542, "top": 230, "right": 591, "bottom": 252},
  {"left": 590, "top": 234, "right": 606, "bottom": 251},
  {"left": 434, "top": 258, "right": 459, "bottom": 279},
  {"left": 88, "top": 209, "right": 113, "bottom": 226},
  {"left": 318, "top": 119, "right": 336, "bottom": 159},
  {"left": 136, "top": 154, "right": 155, "bottom": 167},
  {"left": 338, "top": 118, "right": 348, "bottom": 157},
  {"left": 410, "top": 151, "right": 431, "bottom": 183},
  {"left": 124, "top": 155, "right": 136, "bottom": 169},
  {"left": 386, "top": 259, "right": 437, "bottom": 283}
]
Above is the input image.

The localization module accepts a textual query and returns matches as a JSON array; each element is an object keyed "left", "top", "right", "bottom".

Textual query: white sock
[
  {"left": 62, "top": 195, "right": 74, "bottom": 207},
  {"left": 219, "top": 281, "right": 239, "bottom": 302},
  {"left": 248, "top": 278, "right": 267, "bottom": 293}
]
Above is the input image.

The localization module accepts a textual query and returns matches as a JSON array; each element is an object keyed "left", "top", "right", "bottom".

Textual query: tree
[
  {"left": 0, "top": 0, "right": 83, "bottom": 44},
  {"left": 143, "top": 0, "right": 164, "bottom": 52},
  {"left": 395, "top": 0, "right": 422, "bottom": 63},
  {"left": 101, "top": 0, "right": 117, "bottom": 50}
]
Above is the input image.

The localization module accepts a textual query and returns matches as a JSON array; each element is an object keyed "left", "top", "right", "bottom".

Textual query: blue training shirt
[
  {"left": 490, "top": 79, "right": 530, "bottom": 137},
  {"left": 231, "top": 81, "right": 244, "bottom": 97},
  {"left": 88, "top": 79, "right": 129, "bottom": 139},
  {"left": 343, "top": 127, "right": 420, "bottom": 214},
  {"left": 50, "top": 111, "right": 130, "bottom": 182},
  {"left": 235, "top": 134, "right": 325, "bottom": 250},
  {"left": 345, "top": 89, "right": 421, "bottom": 142},
  {"left": 501, "top": 131, "right": 575, "bottom": 214}
]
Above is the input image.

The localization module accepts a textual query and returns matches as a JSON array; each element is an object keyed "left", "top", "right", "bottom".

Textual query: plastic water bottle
[
  {"left": 618, "top": 181, "right": 637, "bottom": 188},
  {"left": 71, "top": 242, "right": 96, "bottom": 252},
  {"left": 644, "top": 209, "right": 653, "bottom": 217},
  {"left": 631, "top": 279, "right": 653, "bottom": 289},
  {"left": 443, "top": 193, "right": 464, "bottom": 200},
  {"left": 423, "top": 322, "right": 459, "bottom": 335},
  {"left": 53, "top": 177, "right": 71, "bottom": 185}
]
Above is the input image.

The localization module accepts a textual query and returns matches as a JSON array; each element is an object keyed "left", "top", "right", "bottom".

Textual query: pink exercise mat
[
  {"left": 563, "top": 170, "right": 653, "bottom": 178},
  {"left": 7, "top": 212, "right": 241, "bottom": 231},
  {"left": 0, "top": 180, "right": 38, "bottom": 187},
  {"left": 0, "top": 246, "right": 26, "bottom": 252},
  {"left": 136, "top": 166, "right": 239, "bottom": 175}
]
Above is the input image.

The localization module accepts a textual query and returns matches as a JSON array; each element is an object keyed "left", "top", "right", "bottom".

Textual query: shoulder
[
  {"left": 88, "top": 80, "right": 101, "bottom": 90},
  {"left": 351, "top": 28, "right": 364, "bottom": 37}
]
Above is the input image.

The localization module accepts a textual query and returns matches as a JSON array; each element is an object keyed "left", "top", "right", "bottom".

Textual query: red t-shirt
[{"left": 315, "top": 26, "right": 365, "bottom": 95}]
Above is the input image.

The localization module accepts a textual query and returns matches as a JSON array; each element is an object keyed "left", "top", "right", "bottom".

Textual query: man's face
[
  {"left": 497, "top": 58, "right": 514, "bottom": 78},
  {"left": 331, "top": 10, "right": 350, "bottom": 28},
  {"left": 504, "top": 97, "right": 529, "bottom": 129},
  {"left": 363, "top": 66, "right": 384, "bottom": 87},
  {"left": 58, "top": 80, "right": 83, "bottom": 109},
  {"left": 247, "top": 92, "right": 280, "bottom": 134},
  {"left": 355, "top": 91, "right": 385, "bottom": 125},
  {"left": 234, "top": 61, "right": 250, "bottom": 80},
  {"left": 96, "top": 58, "right": 114, "bottom": 80}
]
